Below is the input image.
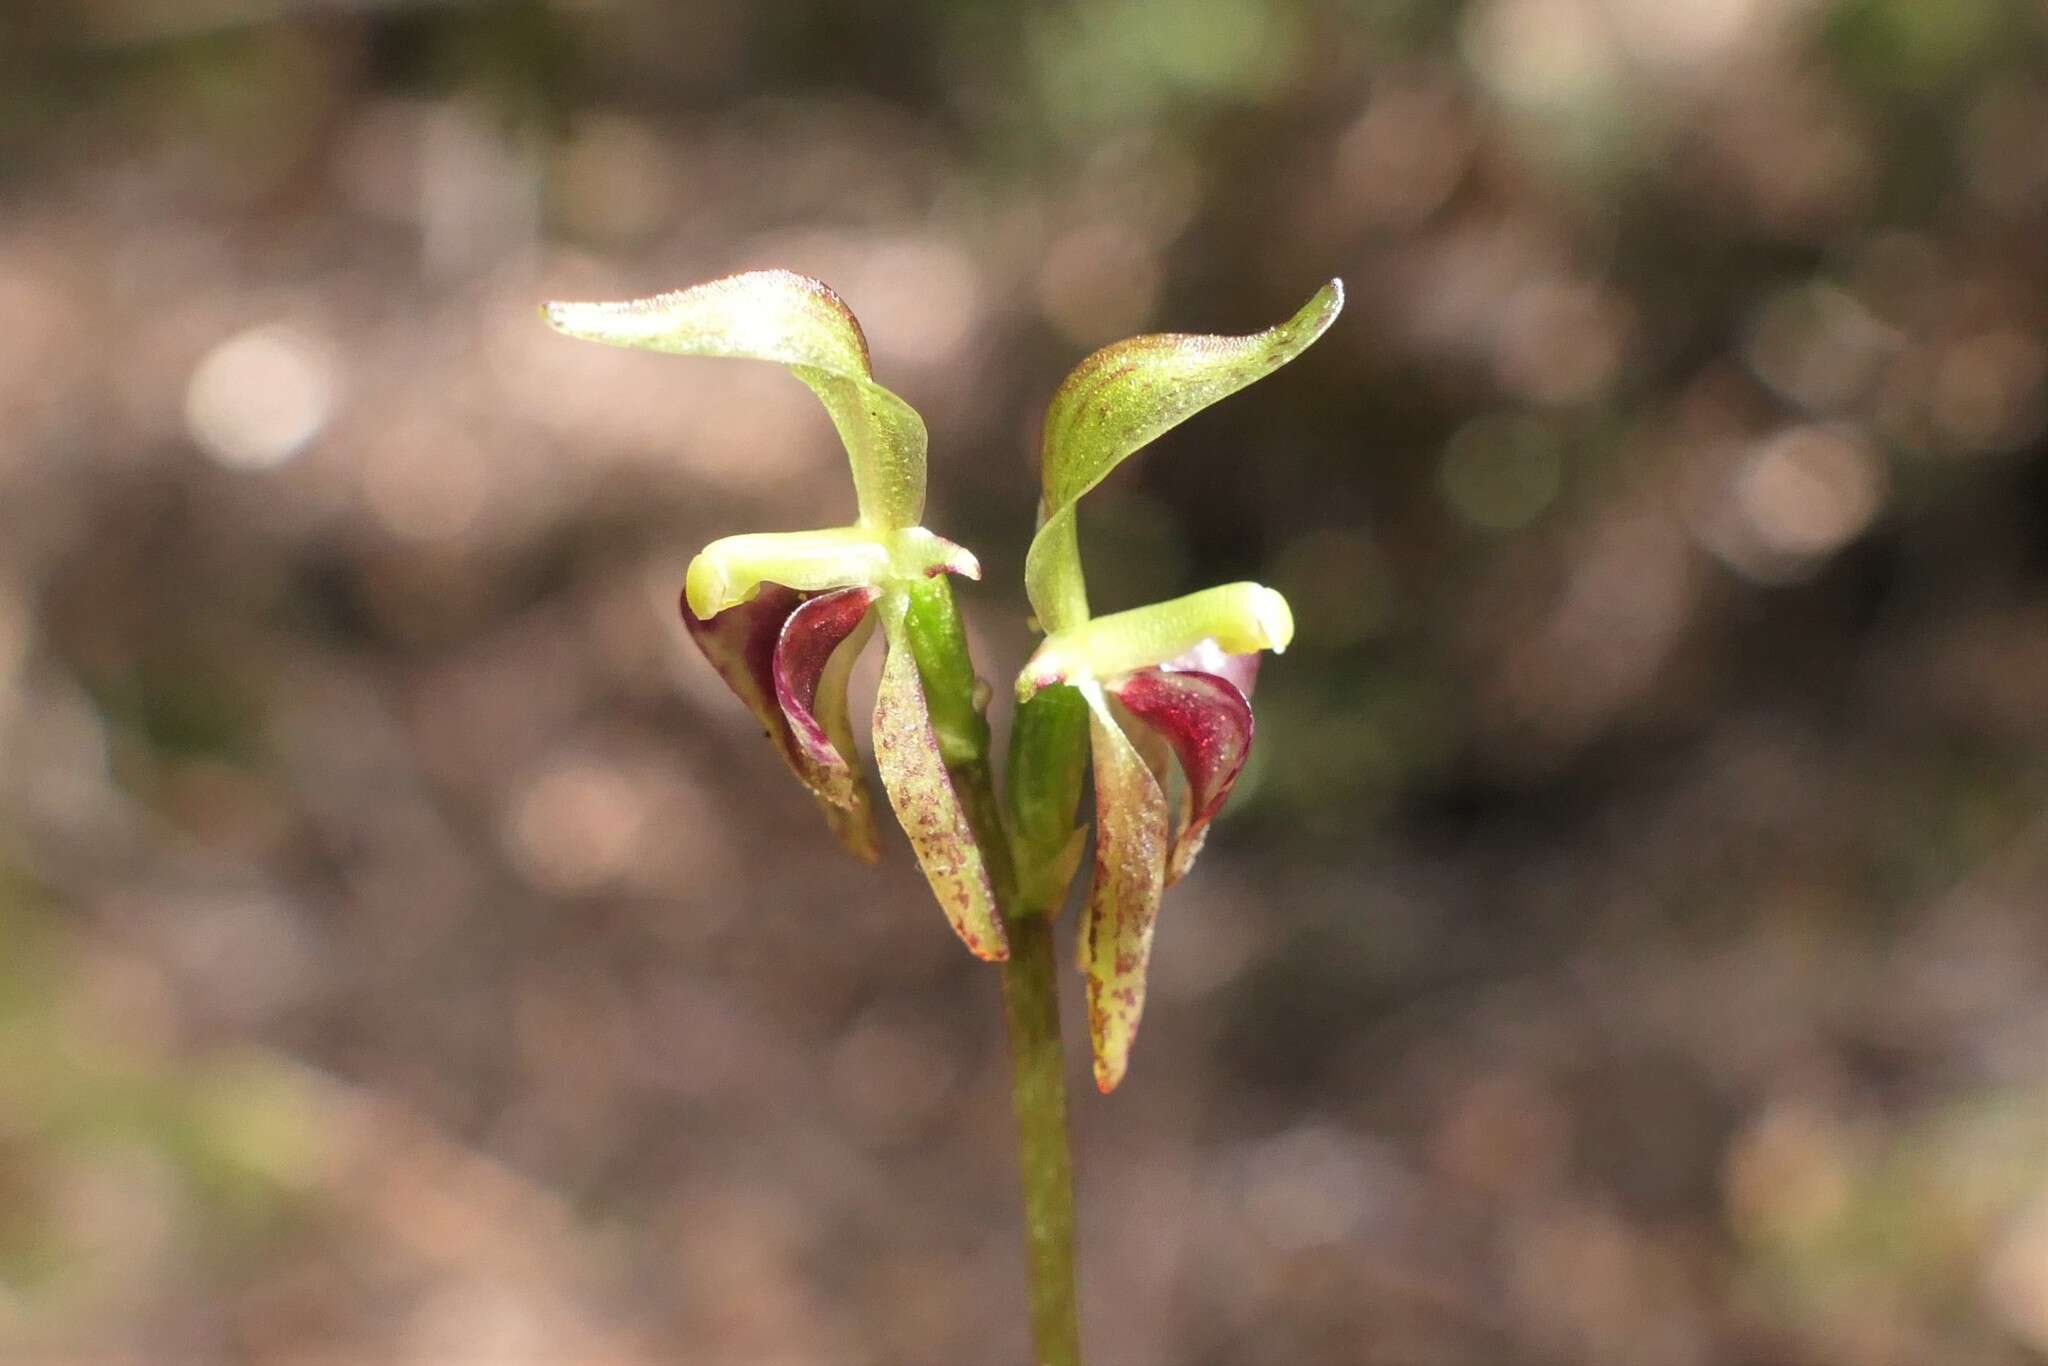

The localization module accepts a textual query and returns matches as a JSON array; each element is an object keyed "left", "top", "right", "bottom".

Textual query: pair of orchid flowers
[{"left": 544, "top": 270, "right": 1341, "bottom": 1091}]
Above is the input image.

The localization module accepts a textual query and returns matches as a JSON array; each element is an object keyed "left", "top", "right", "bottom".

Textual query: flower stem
[
  {"left": 999, "top": 908, "right": 1081, "bottom": 1366},
  {"left": 901, "top": 578, "right": 1082, "bottom": 1364}
]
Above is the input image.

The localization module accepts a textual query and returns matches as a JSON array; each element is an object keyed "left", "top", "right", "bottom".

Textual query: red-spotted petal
[
  {"left": 681, "top": 585, "right": 880, "bottom": 863},
  {"left": 1079, "top": 688, "right": 1169, "bottom": 1092},
  {"left": 1109, "top": 668, "right": 1253, "bottom": 886},
  {"left": 872, "top": 622, "right": 1008, "bottom": 961}
]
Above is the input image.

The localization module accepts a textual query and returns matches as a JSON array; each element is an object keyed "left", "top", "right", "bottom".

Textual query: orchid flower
[
  {"left": 544, "top": 271, "right": 1009, "bottom": 961},
  {"left": 1014, "top": 280, "right": 1345, "bottom": 1091},
  {"left": 544, "top": 268, "right": 1348, "bottom": 1363}
]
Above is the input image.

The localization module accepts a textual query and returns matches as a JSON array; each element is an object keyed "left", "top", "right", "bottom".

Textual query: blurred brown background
[{"left": 5, "top": 1, "right": 2048, "bottom": 1362}]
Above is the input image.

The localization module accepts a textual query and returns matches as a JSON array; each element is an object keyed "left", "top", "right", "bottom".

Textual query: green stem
[
  {"left": 999, "top": 910, "right": 1081, "bottom": 1366},
  {"left": 902, "top": 578, "right": 1082, "bottom": 1366}
]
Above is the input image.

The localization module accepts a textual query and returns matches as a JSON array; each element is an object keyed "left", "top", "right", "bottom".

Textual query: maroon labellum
[
  {"left": 678, "top": 575, "right": 1006, "bottom": 960},
  {"left": 1082, "top": 652, "right": 1259, "bottom": 1091},
  {"left": 774, "top": 585, "right": 880, "bottom": 775},
  {"left": 681, "top": 583, "right": 881, "bottom": 863},
  {"left": 1109, "top": 666, "right": 1254, "bottom": 886}
]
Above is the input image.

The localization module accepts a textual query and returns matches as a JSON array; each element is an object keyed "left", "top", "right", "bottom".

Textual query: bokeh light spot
[
  {"left": 364, "top": 425, "right": 489, "bottom": 542},
  {"left": 1735, "top": 426, "right": 1885, "bottom": 562},
  {"left": 1036, "top": 223, "right": 1161, "bottom": 348},
  {"left": 1441, "top": 413, "right": 1564, "bottom": 531},
  {"left": 506, "top": 757, "right": 647, "bottom": 896},
  {"left": 1931, "top": 328, "right": 2047, "bottom": 455},
  {"left": 184, "top": 324, "right": 334, "bottom": 470}
]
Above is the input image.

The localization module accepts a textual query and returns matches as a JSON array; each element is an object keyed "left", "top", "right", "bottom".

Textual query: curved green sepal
[
  {"left": 1078, "top": 686, "right": 1169, "bottom": 1093},
  {"left": 873, "top": 609, "right": 1009, "bottom": 962},
  {"left": 545, "top": 270, "right": 929, "bottom": 529},
  {"left": 1018, "top": 583, "right": 1292, "bottom": 700},
  {"left": 1024, "top": 280, "right": 1344, "bottom": 632}
]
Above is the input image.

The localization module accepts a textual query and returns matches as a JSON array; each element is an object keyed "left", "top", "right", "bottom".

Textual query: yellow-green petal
[
  {"left": 684, "top": 525, "right": 977, "bottom": 620},
  {"left": 686, "top": 528, "right": 894, "bottom": 619},
  {"left": 1018, "top": 583, "right": 1292, "bottom": 700}
]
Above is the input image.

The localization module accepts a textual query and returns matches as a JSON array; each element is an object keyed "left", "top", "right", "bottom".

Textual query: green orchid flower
[
  {"left": 545, "top": 271, "right": 1008, "bottom": 961},
  {"left": 1013, "top": 280, "right": 1345, "bottom": 1091},
  {"left": 544, "top": 267, "right": 1348, "bottom": 1366}
]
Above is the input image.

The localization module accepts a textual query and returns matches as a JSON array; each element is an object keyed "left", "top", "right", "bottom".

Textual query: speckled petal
[
  {"left": 1111, "top": 668, "right": 1254, "bottom": 886},
  {"left": 682, "top": 585, "right": 880, "bottom": 863},
  {"left": 1079, "top": 687, "right": 1169, "bottom": 1093},
  {"left": 872, "top": 618, "right": 1008, "bottom": 961}
]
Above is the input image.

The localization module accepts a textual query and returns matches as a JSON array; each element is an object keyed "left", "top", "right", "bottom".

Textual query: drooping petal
[
  {"left": 773, "top": 585, "right": 879, "bottom": 800},
  {"left": 1025, "top": 281, "right": 1344, "bottom": 632},
  {"left": 872, "top": 614, "right": 1008, "bottom": 961},
  {"left": 546, "top": 271, "right": 928, "bottom": 529},
  {"left": 1079, "top": 687, "right": 1169, "bottom": 1093},
  {"left": 681, "top": 585, "right": 879, "bottom": 863},
  {"left": 1110, "top": 668, "right": 1254, "bottom": 885}
]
